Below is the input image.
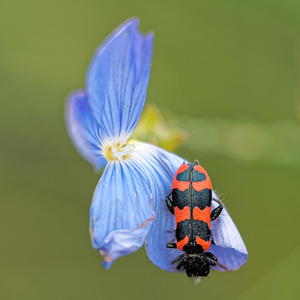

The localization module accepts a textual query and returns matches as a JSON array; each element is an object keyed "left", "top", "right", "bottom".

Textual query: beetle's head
[{"left": 184, "top": 254, "right": 210, "bottom": 277}]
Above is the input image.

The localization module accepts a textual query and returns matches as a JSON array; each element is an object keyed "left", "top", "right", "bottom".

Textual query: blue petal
[
  {"left": 129, "top": 143, "right": 185, "bottom": 272},
  {"left": 100, "top": 226, "right": 153, "bottom": 269},
  {"left": 210, "top": 192, "right": 248, "bottom": 271},
  {"left": 87, "top": 18, "right": 154, "bottom": 141},
  {"left": 90, "top": 159, "right": 155, "bottom": 267},
  {"left": 66, "top": 90, "right": 107, "bottom": 171}
]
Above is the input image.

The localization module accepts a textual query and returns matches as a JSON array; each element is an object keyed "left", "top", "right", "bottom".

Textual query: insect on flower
[
  {"left": 164, "top": 161, "right": 247, "bottom": 279},
  {"left": 65, "top": 18, "right": 247, "bottom": 274},
  {"left": 166, "top": 160, "right": 224, "bottom": 278}
]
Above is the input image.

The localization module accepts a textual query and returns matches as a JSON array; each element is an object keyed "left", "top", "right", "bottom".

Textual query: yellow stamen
[{"left": 103, "top": 139, "right": 136, "bottom": 161}]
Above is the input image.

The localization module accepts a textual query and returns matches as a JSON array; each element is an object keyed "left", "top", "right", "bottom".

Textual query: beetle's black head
[{"left": 184, "top": 254, "right": 210, "bottom": 277}]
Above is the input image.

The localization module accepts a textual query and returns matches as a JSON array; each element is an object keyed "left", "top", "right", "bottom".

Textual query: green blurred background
[{"left": 1, "top": 0, "right": 300, "bottom": 299}]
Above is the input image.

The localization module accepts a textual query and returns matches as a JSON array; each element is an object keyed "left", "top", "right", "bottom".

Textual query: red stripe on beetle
[
  {"left": 174, "top": 206, "right": 190, "bottom": 225},
  {"left": 172, "top": 164, "right": 190, "bottom": 191},
  {"left": 192, "top": 165, "right": 212, "bottom": 191},
  {"left": 177, "top": 236, "right": 189, "bottom": 251},
  {"left": 193, "top": 206, "right": 211, "bottom": 225},
  {"left": 193, "top": 164, "right": 209, "bottom": 175},
  {"left": 196, "top": 236, "right": 210, "bottom": 251},
  {"left": 192, "top": 180, "right": 211, "bottom": 192}
]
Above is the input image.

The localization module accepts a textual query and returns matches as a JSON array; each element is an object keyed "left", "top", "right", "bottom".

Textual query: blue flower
[{"left": 65, "top": 18, "right": 247, "bottom": 272}]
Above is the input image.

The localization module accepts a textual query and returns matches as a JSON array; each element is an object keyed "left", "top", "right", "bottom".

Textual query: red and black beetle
[{"left": 166, "top": 160, "right": 223, "bottom": 277}]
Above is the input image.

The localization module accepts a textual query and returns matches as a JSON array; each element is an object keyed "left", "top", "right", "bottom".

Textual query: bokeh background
[{"left": 1, "top": 0, "right": 300, "bottom": 299}]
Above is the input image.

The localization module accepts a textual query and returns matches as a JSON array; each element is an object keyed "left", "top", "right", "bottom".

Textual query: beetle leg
[
  {"left": 204, "top": 251, "right": 218, "bottom": 262},
  {"left": 165, "top": 192, "right": 174, "bottom": 214},
  {"left": 166, "top": 242, "right": 177, "bottom": 249},
  {"left": 172, "top": 254, "right": 184, "bottom": 265},
  {"left": 205, "top": 252, "right": 218, "bottom": 267},
  {"left": 194, "top": 159, "right": 199, "bottom": 165},
  {"left": 211, "top": 198, "right": 224, "bottom": 221},
  {"left": 175, "top": 260, "right": 185, "bottom": 270}
]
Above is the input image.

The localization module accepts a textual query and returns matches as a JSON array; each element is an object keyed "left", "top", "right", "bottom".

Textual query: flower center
[{"left": 103, "top": 139, "right": 135, "bottom": 161}]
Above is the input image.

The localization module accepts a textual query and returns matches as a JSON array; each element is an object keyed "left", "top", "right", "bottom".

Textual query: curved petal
[
  {"left": 65, "top": 90, "right": 107, "bottom": 171},
  {"left": 210, "top": 191, "right": 248, "bottom": 271},
  {"left": 129, "top": 143, "right": 186, "bottom": 272},
  {"left": 89, "top": 160, "right": 155, "bottom": 268},
  {"left": 87, "top": 18, "right": 154, "bottom": 141}
]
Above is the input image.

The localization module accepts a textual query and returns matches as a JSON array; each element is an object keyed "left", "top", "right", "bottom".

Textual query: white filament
[{"left": 111, "top": 143, "right": 135, "bottom": 161}]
